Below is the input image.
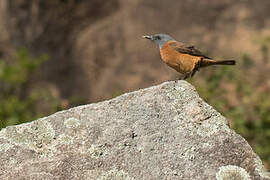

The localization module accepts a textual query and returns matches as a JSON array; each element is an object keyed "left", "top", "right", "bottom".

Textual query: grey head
[{"left": 143, "top": 34, "right": 174, "bottom": 49}]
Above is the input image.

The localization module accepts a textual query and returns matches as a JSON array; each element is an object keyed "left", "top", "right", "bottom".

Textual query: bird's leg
[
  {"left": 191, "top": 70, "right": 197, "bottom": 77},
  {"left": 179, "top": 71, "right": 194, "bottom": 80},
  {"left": 178, "top": 75, "right": 186, "bottom": 80},
  {"left": 183, "top": 73, "right": 191, "bottom": 80},
  {"left": 191, "top": 66, "right": 199, "bottom": 77}
]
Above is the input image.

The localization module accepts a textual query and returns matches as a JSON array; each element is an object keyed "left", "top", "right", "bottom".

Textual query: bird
[{"left": 143, "top": 34, "right": 236, "bottom": 79}]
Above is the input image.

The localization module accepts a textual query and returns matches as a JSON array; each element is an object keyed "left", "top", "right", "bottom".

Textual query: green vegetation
[
  {"left": 0, "top": 48, "right": 62, "bottom": 129},
  {"left": 0, "top": 41, "right": 269, "bottom": 170},
  {"left": 191, "top": 38, "right": 270, "bottom": 169}
]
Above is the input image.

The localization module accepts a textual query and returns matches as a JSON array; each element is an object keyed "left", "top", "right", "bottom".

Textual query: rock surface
[{"left": 0, "top": 81, "right": 269, "bottom": 180}]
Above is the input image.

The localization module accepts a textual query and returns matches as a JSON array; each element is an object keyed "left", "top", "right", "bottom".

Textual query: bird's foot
[
  {"left": 183, "top": 73, "right": 191, "bottom": 80},
  {"left": 178, "top": 76, "right": 186, "bottom": 80}
]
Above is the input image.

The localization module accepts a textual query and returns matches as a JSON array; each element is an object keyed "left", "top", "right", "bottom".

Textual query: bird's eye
[{"left": 156, "top": 36, "right": 161, "bottom": 40}]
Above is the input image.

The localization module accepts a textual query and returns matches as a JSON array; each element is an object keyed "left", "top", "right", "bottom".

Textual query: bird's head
[{"left": 143, "top": 34, "right": 174, "bottom": 49}]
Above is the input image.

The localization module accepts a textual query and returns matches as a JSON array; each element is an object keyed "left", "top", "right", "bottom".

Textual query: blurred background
[{"left": 0, "top": 0, "right": 270, "bottom": 169}]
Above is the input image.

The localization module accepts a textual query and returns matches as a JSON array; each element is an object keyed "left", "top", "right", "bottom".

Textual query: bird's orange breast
[{"left": 160, "top": 40, "right": 200, "bottom": 74}]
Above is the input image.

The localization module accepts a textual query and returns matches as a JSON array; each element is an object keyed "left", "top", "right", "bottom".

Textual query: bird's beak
[{"left": 142, "top": 35, "right": 153, "bottom": 40}]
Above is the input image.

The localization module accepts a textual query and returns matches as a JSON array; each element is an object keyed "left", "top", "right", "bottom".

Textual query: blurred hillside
[{"left": 0, "top": 0, "right": 270, "bottom": 169}]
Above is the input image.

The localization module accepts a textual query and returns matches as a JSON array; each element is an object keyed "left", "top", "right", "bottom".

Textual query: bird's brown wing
[{"left": 169, "top": 41, "right": 211, "bottom": 59}]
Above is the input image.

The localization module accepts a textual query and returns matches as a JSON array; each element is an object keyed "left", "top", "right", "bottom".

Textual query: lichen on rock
[
  {"left": 0, "top": 81, "right": 269, "bottom": 180},
  {"left": 216, "top": 165, "right": 251, "bottom": 180}
]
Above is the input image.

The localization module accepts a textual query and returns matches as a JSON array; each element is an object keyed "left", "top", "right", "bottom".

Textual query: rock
[{"left": 0, "top": 81, "right": 269, "bottom": 180}]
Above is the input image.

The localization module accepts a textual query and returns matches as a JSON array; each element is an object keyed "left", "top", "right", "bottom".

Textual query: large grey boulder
[{"left": 0, "top": 81, "right": 269, "bottom": 180}]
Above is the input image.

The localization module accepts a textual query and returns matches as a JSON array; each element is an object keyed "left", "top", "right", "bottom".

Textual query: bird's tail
[{"left": 201, "top": 59, "right": 236, "bottom": 67}]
